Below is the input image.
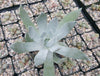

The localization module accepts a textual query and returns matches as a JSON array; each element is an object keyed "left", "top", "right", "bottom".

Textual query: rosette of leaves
[{"left": 11, "top": 5, "right": 89, "bottom": 76}]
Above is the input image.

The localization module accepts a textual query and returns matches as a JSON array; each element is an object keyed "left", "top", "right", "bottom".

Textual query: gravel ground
[{"left": 0, "top": 0, "right": 100, "bottom": 76}]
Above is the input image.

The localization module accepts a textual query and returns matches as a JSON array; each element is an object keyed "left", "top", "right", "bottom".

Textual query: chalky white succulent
[{"left": 11, "top": 5, "right": 89, "bottom": 76}]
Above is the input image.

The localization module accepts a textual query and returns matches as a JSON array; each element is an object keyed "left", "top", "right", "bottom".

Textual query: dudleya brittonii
[{"left": 11, "top": 5, "right": 89, "bottom": 76}]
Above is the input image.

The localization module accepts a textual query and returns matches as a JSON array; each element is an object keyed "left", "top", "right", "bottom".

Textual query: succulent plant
[{"left": 10, "top": 5, "right": 89, "bottom": 76}]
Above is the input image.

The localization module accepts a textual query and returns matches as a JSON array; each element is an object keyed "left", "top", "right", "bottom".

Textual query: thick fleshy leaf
[
  {"left": 40, "top": 32, "right": 49, "bottom": 42},
  {"left": 49, "top": 42, "right": 68, "bottom": 52},
  {"left": 28, "top": 26, "right": 40, "bottom": 42},
  {"left": 47, "top": 18, "right": 58, "bottom": 37},
  {"left": 20, "top": 5, "right": 35, "bottom": 29},
  {"left": 53, "top": 53, "right": 66, "bottom": 64},
  {"left": 59, "top": 9, "right": 81, "bottom": 26},
  {"left": 49, "top": 43, "right": 61, "bottom": 52},
  {"left": 58, "top": 42, "right": 67, "bottom": 46},
  {"left": 47, "top": 21, "right": 76, "bottom": 47},
  {"left": 10, "top": 42, "right": 43, "bottom": 53},
  {"left": 24, "top": 33, "right": 33, "bottom": 42},
  {"left": 43, "top": 51, "right": 55, "bottom": 76},
  {"left": 34, "top": 49, "right": 48, "bottom": 66},
  {"left": 55, "top": 46, "right": 89, "bottom": 60},
  {"left": 37, "top": 13, "right": 47, "bottom": 35}
]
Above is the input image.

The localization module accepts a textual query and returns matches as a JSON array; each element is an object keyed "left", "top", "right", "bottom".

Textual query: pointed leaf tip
[
  {"left": 34, "top": 49, "right": 48, "bottom": 66},
  {"left": 37, "top": 13, "right": 47, "bottom": 35},
  {"left": 55, "top": 47, "right": 89, "bottom": 61},
  {"left": 10, "top": 42, "right": 43, "bottom": 54},
  {"left": 59, "top": 9, "right": 81, "bottom": 26},
  {"left": 20, "top": 5, "right": 35, "bottom": 29}
]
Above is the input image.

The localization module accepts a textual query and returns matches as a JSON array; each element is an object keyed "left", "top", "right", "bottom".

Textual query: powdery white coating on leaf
[
  {"left": 46, "top": 21, "right": 76, "bottom": 47},
  {"left": 28, "top": 26, "right": 40, "bottom": 42},
  {"left": 11, "top": 7, "right": 89, "bottom": 76},
  {"left": 37, "top": 13, "right": 47, "bottom": 35},
  {"left": 53, "top": 53, "right": 66, "bottom": 64},
  {"left": 34, "top": 49, "right": 48, "bottom": 66},
  {"left": 43, "top": 51, "right": 55, "bottom": 76},
  {"left": 59, "top": 8, "right": 81, "bottom": 26},
  {"left": 24, "top": 33, "right": 33, "bottom": 42},
  {"left": 55, "top": 46, "right": 89, "bottom": 61},
  {"left": 47, "top": 18, "right": 58, "bottom": 38},
  {"left": 11, "top": 42, "right": 43, "bottom": 53},
  {"left": 20, "top": 5, "right": 35, "bottom": 29}
]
